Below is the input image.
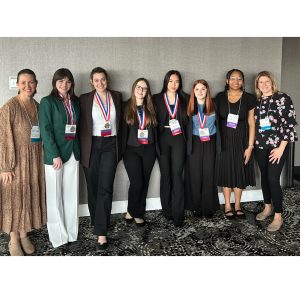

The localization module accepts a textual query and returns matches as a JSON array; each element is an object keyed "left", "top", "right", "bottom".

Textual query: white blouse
[{"left": 92, "top": 92, "right": 117, "bottom": 136}]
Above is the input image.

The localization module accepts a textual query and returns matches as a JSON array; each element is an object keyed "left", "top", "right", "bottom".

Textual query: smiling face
[
  {"left": 91, "top": 72, "right": 108, "bottom": 94},
  {"left": 194, "top": 82, "right": 207, "bottom": 100},
  {"left": 227, "top": 71, "right": 243, "bottom": 91},
  {"left": 257, "top": 76, "right": 273, "bottom": 96},
  {"left": 167, "top": 74, "right": 180, "bottom": 94},
  {"left": 55, "top": 77, "right": 72, "bottom": 97},
  {"left": 134, "top": 80, "right": 148, "bottom": 101},
  {"left": 17, "top": 73, "right": 37, "bottom": 98}
]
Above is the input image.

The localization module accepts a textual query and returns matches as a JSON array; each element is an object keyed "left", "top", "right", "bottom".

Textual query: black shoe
[
  {"left": 97, "top": 242, "right": 108, "bottom": 250},
  {"left": 125, "top": 217, "right": 134, "bottom": 224},
  {"left": 162, "top": 211, "right": 172, "bottom": 220},
  {"left": 224, "top": 210, "right": 235, "bottom": 219},
  {"left": 134, "top": 218, "right": 146, "bottom": 227},
  {"left": 235, "top": 209, "right": 246, "bottom": 219},
  {"left": 193, "top": 211, "right": 203, "bottom": 218},
  {"left": 204, "top": 213, "right": 214, "bottom": 219},
  {"left": 174, "top": 221, "right": 184, "bottom": 228}
]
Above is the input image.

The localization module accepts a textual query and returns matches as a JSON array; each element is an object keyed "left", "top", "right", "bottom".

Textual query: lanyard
[
  {"left": 62, "top": 95, "right": 75, "bottom": 125},
  {"left": 227, "top": 92, "right": 242, "bottom": 116},
  {"left": 94, "top": 91, "right": 111, "bottom": 122},
  {"left": 163, "top": 93, "right": 179, "bottom": 119},
  {"left": 259, "top": 95, "right": 273, "bottom": 120},
  {"left": 197, "top": 104, "right": 207, "bottom": 129},
  {"left": 19, "top": 97, "right": 39, "bottom": 128},
  {"left": 137, "top": 108, "right": 146, "bottom": 130}
]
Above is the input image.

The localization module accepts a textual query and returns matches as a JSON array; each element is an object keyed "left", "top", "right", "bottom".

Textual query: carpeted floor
[{"left": 1, "top": 182, "right": 300, "bottom": 256}]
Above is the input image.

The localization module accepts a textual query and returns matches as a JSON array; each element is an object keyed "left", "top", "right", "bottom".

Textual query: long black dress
[{"left": 215, "top": 91, "right": 256, "bottom": 189}]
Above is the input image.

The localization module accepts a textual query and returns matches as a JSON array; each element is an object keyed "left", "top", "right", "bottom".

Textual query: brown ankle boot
[
  {"left": 20, "top": 237, "right": 35, "bottom": 255},
  {"left": 9, "top": 241, "right": 24, "bottom": 256}
]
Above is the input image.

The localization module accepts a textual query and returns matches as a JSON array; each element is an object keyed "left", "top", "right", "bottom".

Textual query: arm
[
  {"left": 0, "top": 103, "right": 16, "bottom": 184},
  {"left": 39, "top": 97, "right": 62, "bottom": 169},
  {"left": 269, "top": 94, "right": 297, "bottom": 164},
  {"left": 244, "top": 108, "right": 255, "bottom": 164}
]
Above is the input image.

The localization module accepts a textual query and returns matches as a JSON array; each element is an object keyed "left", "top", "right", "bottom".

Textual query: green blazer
[{"left": 39, "top": 95, "right": 80, "bottom": 165}]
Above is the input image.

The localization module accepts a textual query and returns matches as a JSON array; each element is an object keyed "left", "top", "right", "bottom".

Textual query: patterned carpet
[{"left": 1, "top": 182, "right": 300, "bottom": 256}]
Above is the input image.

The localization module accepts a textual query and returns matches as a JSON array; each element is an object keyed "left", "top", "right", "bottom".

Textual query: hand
[
  {"left": 53, "top": 157, "right": 63, "bottom": 170},
  {"left": 0, "top": 171, "right": 15, "bottom": 185},
  {"left": 244, "top": 147, "right": 253, "bottom": 165},
  {"left": 269, "top": 147, "right": 284, "bottom": 164}
]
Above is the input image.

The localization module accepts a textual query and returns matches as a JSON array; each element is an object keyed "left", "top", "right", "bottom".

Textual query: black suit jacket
[
  {"left": 79, "top": 89, "right": 123, "bottom": 168},
  {"left": 152, "top": 92, "right": 189, "bottom": 141},
  {"left": 121, "top": 100, "right": 160, "bottom": 156}
]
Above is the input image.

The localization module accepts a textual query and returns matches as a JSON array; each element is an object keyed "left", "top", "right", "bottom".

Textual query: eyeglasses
[{"left": 136, "top": 85, "right": 148, "bottom": 93}]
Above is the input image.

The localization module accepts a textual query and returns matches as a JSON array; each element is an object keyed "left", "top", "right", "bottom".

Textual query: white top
[{"left": 92, "top": 92, "right": 117, "bottom": 136}]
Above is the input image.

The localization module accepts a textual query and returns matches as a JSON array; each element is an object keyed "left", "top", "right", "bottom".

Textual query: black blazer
[
  {"left": 121, "top": 100, "right": 160, "bottom": 156},
  {"left": 79, "top": 89, "right": 123, "bottom": 168},
  {"left": 152, "top": 92, "right": 189, "bottom": 140}
]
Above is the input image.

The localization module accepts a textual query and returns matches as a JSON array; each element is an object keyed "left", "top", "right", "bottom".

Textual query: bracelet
[{"left": 248, "top": 145, "right": 254, "bottom": 149}]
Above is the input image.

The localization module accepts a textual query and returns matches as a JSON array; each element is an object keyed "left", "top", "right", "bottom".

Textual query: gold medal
[
  {"left": 104, "top": 122, "right": 110, "bottom": 129},
  {"left": 70, "top": 126, "right": 75, "bottom": 132}
]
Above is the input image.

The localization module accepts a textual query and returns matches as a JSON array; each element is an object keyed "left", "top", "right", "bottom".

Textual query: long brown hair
[
  {"left": 187, "top": 79, "right": 214, "bottom": 116},
  {"left": 125, "top": 78, "right": 157, "bottom": 127}
]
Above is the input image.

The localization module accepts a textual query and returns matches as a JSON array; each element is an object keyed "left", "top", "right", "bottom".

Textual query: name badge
[
  {"left": 100, "top": 121, "right": 112, "bottom": 137},
  {"left": 226, "top": 113, "right": 239, "bottom": 129},
  {"left": 31, "top": 125, "right": 41, "bottom": 142},
  {"left": 138, "top": 129, "right": 149, "bottom": 144},
  {"left": 260, "top": 117, "right": 271, "bottom": 131},
  {"left": 199, "top": 128, "right": 210, "bottom": 142},
  {"left": 65, "top": 124, "right": 76, "bottom": 141},
  {"left": 169, "top": 119, "right": 182, "bottom": 136}
]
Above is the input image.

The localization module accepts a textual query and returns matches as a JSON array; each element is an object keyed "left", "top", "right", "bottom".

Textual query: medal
[
  {"left": 137, "top": 108, "right": 149, "bottom": 144},
  {"left": 197, "top": 109, "right": 210, "bottom": 142},
  {"left": 163, "top": 93, "right": 182, "bottom": 136},
  {"left": 94, "top": 91, "right": 112, "bottom": 137}
]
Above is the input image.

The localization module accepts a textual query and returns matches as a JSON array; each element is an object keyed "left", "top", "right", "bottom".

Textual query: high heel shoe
[
  {"left": 125, "top": 212, "right": 134, "bottom": 224},
  {"left": 134, "top": 218, "right": 146, "bottom": 227},
  {"left": 97, "top": 242, "right": 108, "bottom": 250}
]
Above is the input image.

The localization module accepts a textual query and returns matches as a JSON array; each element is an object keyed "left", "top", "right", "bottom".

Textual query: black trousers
[
  {"left": 185, "top": 135, "right": 219, "bottom": 215},
  {"left": 123, "top": 144, "right": 156, "bottom": 218},
  {"left": 83, "top": 137, "right": 117, "bottom": 236},
  {"left": 255, "top": 146, "right": 289, "bottom": 213},
  {"left": 158, "top": 129, "right": 186, "bottom": 224}
]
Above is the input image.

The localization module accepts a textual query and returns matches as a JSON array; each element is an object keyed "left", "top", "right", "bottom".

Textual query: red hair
[{"left": 187, "top": 79, "right": 214, "bottom": 116}]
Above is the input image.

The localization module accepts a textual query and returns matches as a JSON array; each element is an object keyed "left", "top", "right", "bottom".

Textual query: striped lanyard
[
  {"left": 137, "top": 107, "right": 146, "bottom": 130},
  {"left": 62, "top": 94, "right": 75, "bottom": 125},
  {"left": 94, "top": 91, "right": 110, "bottom": 122},
  {"left": 163, "top": 93, "right": 179, "bottom": 119}
]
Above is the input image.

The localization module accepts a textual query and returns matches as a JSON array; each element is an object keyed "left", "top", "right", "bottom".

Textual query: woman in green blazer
[{"left": 39, "top": 68, "right": 80, "bottom": 248}]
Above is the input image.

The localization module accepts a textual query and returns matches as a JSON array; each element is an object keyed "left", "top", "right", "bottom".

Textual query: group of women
[{"left": 0, "top": 67, "right": 297, "bottom": 256}]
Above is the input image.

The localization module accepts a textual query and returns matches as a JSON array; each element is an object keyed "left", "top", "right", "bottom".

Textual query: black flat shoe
[
  {"left": 224, "top": 210, "right": 235, "bottom": 219},
  {"left": 174, "top": 221, "right": 184, "bottom": 228},
  {"left": 193, "top": 211, "right": 203, "bottom": 218},
  {"left": 125, "top": 217, "right": 134, "bottom": 224},
  {"left": 97, "top": 242, "right": 108, "bottom": 250},
  {"left": 134, "top": 218, "right": 146, "bottom": 227},
  {"left": 235, "top": 209, "right": 246, "bottom": 219}
]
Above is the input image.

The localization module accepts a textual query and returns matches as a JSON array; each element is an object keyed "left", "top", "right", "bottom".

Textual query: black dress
[{"left": 215, "top": 91, "right": 256, "bottom": 189}]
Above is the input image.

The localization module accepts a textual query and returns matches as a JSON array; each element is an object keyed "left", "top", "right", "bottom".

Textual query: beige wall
[{"left": 0, "top": 37, "right": 283, "bottom": 203}]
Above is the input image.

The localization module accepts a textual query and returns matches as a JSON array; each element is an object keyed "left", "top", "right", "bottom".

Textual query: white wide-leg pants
[{"left": 45, "top": 153, "right": 79, "bottom": 248}]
